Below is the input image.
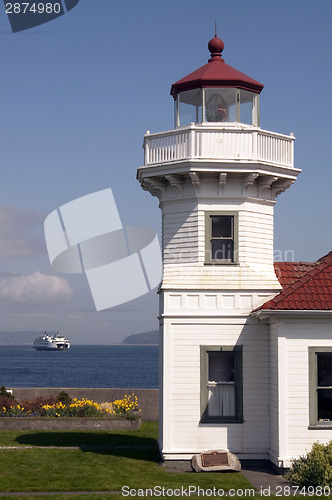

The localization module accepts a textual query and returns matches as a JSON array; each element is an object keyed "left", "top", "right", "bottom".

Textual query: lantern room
[{"left": 171, "top": 35, "right": 263, "bottom": 128}]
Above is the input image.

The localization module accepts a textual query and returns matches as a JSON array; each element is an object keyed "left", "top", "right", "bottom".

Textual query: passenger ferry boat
[{"left": 33, "top": 332, "right": 70, "bottom": 351}]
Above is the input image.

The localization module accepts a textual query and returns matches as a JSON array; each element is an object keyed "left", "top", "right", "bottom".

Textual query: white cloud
[
  {"left": 0, "top": 271, "right": 74, "bottom": 305},
  {"left": 0, "top": 206, "right": 44, "bottom": 258}
]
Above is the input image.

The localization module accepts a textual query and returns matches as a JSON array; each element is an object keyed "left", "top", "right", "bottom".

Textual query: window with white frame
[
  {"left": 205, "top": 212, "right": 238, "bottom": 264},
  {"left": 200, "top": 346, "right": 243, "bottom": 423},
  {"left": 309, "top": 347, "right": 332, "bottom": 426}
]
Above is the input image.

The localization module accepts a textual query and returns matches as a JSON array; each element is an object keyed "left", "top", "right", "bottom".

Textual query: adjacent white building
[{"left": 137, "top": 34, "right": 332, "bottom": 470}]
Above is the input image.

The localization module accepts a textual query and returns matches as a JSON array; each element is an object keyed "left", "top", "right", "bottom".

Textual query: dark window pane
[
  {"left": 317, "top": 389, "right": 332, "bottom": 420},
  {"left": 208, "top": 351, "right": 235, "bottom": 382},
  {"left": 211, "top": 216, "right": 232, "bottom": 238},
  {"left": 317, "top": 353, "right": 332, "bottom": 387},
  {"left": 212, "top": 239, "right": 233, "bottom": 260}
]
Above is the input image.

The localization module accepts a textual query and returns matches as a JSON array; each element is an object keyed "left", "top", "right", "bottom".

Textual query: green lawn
[
  {"left": 0, "top": 422, "right": 252, "bottom": 494},
  {"left": 1, "top": 422, "right": 327, "bottom": 499},
  {"left": 0, "top": 496, "right": 117, "bottom": 500}
]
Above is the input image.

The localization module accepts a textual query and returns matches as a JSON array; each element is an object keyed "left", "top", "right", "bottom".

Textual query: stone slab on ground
[{"left": 192, "top": 450, "right": 241, "bottom": 472}]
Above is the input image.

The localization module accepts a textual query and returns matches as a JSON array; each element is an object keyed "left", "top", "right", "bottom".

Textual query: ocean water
[{"left": 0, "top": 345, "right": 159, "bottom": 388}]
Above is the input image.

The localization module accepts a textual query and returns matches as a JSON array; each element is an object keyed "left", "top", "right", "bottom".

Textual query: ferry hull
[{"left": 34, "top": 344, "right": 70, "bottom": 351}]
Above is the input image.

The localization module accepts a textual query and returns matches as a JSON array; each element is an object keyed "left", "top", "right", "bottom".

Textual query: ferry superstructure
[{"left": 33, "top": 332, "right": 70, "bottom": 351}]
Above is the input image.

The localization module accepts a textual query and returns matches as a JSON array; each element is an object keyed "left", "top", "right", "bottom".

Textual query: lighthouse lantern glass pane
[
  {"left": 238, "top": 89, "right": 259, "bottom": 125},
  {"left": 240, "top": 101, "right": 252, "bottom": 124},
  {"left": 204, "top": 88, "right": 236, "bottom": 123},
  {"left": 178, "top": 89, "right": 202, "bottom": 126}
]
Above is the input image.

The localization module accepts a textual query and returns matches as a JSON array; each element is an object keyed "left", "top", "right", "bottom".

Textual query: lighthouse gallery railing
[{"left": 144, "top": 125, "right": 294, "bottom": 169}]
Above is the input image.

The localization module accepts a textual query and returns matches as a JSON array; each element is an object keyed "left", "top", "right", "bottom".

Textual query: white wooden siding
[
  {"left": 162, "top": 202, "right": 198, "bottom": 265},
  {"left": 239, "top": 209, "right": 275, "bottom": 268},
  {"left": 273, "top": 319, "right": 332, "bottom": 468},
  {"left": 161, "top": 317, "right": 270, "bottom": 458},
  {"left": 162, "top": 201, "right": 280, "bottom": 290},
  {"left": 268, "top": 321, "right": 279, "bottom": 464}
]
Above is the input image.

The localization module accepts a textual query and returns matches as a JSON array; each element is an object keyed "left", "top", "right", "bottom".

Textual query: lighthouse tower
[{"left": 137, "top": 35, "right": 301, "bottom": 464}]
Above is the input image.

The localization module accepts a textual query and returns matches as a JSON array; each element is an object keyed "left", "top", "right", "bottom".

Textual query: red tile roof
[{"left": 256, "top": 251, "right": 332, "bottom": 310}]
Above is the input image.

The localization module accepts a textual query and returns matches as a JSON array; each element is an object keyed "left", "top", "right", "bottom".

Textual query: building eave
[{"left": 252, "top": 309, "right": 332, "bottom": 320}]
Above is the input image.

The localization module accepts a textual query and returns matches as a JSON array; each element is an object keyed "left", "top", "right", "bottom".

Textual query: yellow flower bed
[{"left": 1, "top": 394, "right": 141, "bottom": 419}]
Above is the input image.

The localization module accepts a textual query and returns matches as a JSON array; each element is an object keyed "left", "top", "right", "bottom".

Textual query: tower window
[{"left": 205, "top": 212, "right": 238, "bottom": 264}]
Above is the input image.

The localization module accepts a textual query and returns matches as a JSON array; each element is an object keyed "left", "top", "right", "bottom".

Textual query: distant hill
[
  {"left": 0, "top": 331, "right": 43, "bottom": 345},
  {"left": 122, "top": 330, "right": 159, "bottom": 345}
]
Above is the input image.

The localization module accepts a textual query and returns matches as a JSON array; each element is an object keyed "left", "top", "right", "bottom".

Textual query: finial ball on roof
[{"left": 208, "top": 35, "right": 224, "bottom": 56}]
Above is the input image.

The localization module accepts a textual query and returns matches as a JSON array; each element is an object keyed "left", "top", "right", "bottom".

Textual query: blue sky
[{"left": 0, "top": 0, "right": 330, "bottom": 343}]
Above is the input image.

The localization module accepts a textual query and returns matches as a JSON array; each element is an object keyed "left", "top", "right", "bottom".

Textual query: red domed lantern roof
[{"left": 171, "top": 35, "right": 264, "bottom": 98}]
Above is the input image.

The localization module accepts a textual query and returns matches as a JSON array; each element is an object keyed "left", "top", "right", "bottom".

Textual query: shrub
[
  {"left": 19, "top": 396, "right": 57, "bottom": 414},
  {"left": 56, "top": 391, "right": 72, "bottom": 405},
  {"left": 0, "top": 396, "right": 17, "bottom": 411},
  {"left": 1, "top": 396, "right": 58, "bottom": 417},
  {"left": 285, "top": 441, "right": 332, "bottom": 487},
  {"left": 0, "top": 386, "right": 14, "bottom": 399}
]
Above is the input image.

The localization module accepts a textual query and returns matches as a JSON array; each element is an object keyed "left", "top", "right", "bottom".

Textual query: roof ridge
[{"left": 317, "top": 250, "right": 332, "bottom": 263}]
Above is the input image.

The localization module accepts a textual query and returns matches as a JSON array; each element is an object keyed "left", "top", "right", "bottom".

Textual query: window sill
[
  {"left": 308, "top": 424, "right": 332, "bottom": 430},
  {"left": 204, "top": 262, "right": 238, "bottom": 266},
  {"left": 200, "top": 419, "right": 244, "bottom": 425}
]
